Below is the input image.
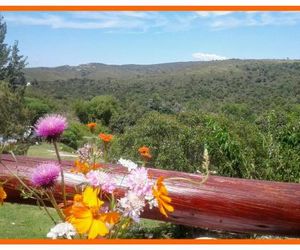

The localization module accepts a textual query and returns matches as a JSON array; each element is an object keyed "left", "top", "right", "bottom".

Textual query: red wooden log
[{"left": 1, "top": 154, "right": 300, "bottom": 236}]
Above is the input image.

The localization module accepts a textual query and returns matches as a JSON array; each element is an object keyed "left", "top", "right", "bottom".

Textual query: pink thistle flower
[
  {"left": 31, "top": 162, "right": 60, "bottom": 189},
  {"left": 86, "top": 170, "right": 116, "bottom": 193},
  {"left": 34, "top": 114, "right": 68, "bottom": 141}
]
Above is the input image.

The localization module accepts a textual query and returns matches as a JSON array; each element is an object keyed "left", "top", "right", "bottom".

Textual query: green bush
[
  {"left": 111, "top": 112, "right": 205, "bottom": 172},
  {"left": 110, "top": 110, "right": 300, "bottom": 183},
  {"left": 61, "top": 122, "right": 89, "bottom": 149},
  {"left": 24, "top": 97, "right": 52, "bottom": 124},
  {"left": 74, "top": 95, "right": 121, "bottom": 126}
]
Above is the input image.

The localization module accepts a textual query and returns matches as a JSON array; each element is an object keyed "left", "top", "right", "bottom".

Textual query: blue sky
[{"left": 1, "top": 11, "right": 300, "bottom": 67}]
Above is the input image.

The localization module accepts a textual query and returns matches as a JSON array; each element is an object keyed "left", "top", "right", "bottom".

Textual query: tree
[
  {"left": 6, "top": 41, "right": 27, "bottom": 91},
  {"left": 0, "top": 16, "right": 10, "bottom": 80},
  {"left": 75, "top": 95, "right": 121, "bottom": 126},
  {"left": 0, "top": 16, "right": 27, "bottom": 91},
  {"left": 0, "top": 81, "right": 29, "bottom": 137}
]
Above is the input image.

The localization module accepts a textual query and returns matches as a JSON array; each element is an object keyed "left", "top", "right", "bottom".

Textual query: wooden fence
[{"left": 1, "top": 154, "right": 300, "bottom": 236}]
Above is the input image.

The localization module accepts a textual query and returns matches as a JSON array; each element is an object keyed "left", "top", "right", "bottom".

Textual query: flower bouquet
[{"left": 0, "top": 114, "right": 209, "bottom": 239}]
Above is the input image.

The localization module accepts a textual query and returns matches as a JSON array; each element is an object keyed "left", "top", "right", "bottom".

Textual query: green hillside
[{"left": 25, "top": 59, "right": 300, "bottom": 115}]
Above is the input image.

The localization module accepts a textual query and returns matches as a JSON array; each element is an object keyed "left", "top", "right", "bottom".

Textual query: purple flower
[
  {"left": 127, "top": 167, "right": 152, "bottom": 197},
  {"left": 31, "top": 162, "right": 60, "bottom": 189},
  {"left": 34, "top": 114, "right": 68, "bottom": 141},
  {"left": 119, "top": 191, "right": 145, "bottom": 222},
  {"left": 86, "top": 170, "right": 116, "bottom": 193}
]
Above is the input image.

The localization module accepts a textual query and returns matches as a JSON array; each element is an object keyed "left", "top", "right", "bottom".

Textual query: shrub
[
  {"left": 24, "top": 97, "right": 52, "bottom": 124},
  {"left": 61, "top": 122, "right": 89, "bottom": 149}
]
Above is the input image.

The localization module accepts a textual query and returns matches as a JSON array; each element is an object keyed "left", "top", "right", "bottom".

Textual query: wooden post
[{"left": 1, "top": 154, "right": 300, "bottom": 236}]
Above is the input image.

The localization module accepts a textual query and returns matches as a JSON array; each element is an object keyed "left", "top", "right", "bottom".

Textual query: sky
[{"left": 1, "top": 11, "right": 300, "bottom": 67}]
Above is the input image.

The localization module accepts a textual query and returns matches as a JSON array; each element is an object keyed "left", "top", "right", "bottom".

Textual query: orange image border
[
  {"left": 0, "top": 239, "right": 299, "bottom": 244},
  {"left": 0, "top": 6, "right": 300, "bottom": 11},
  {"left": 0, "top": 4, "right": 299, "bottom": 245}
]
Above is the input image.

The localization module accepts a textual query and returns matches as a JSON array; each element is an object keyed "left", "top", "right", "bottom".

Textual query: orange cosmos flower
[
  {"left": 72, "top": 160, "right": 102, "bottom": 175},
  {"left": 138, "top": 146, "right": 152, "bottom": 160},
  {"left": 87, "top": 122, "right": 97, "bottom": 132},
  {"left": 98, "top": 133, "right": 113, "bottom": 143},
  {"left": 152, "top": 177, "right": 174, "bottom": 217},
  {"left": 65, "top": 187, "right": 119, "bottom": 239},
  {"left": 72, "top": 160, "right": 90, "bottom": 174},
  {"left": 0, "top": 186, "right": 7, "bottom": 205}
]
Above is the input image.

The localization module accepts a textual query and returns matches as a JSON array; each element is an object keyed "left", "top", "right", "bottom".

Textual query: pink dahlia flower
[
  {"left": 34, "top": 114, "right": 68, "bottom": 141},
  {"left": 31, "top": 162, "right": 60, "bottom": 189}
]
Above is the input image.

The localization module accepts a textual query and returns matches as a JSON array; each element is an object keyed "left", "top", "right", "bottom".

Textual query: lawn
[
  {"left": 27, "top": 142, "right": 77, "bottom": 160},
  {"left": 0, "top": 202, "right": 168, "bottom": 239},
  {"left": 0, "top": 203, "right": 58, "bottom": 239}
]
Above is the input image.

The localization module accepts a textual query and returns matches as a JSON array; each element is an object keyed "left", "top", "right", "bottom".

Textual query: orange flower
[
  {"left": 138, "top": 146, "right": 152, "bottom": 160},
  {"left": 65, "top": 187, "right": 119, "bottom": 239},
  {"left": 72, "top": 160, "right": 102, "bottom": 175},
  {"left": 152, "top": 177, "right": 174, "bottom": 217},
  {"left": 98, "top": 133, "right": 113, "bottom": 143},
  {"left": 101, "top": 211, "right": 120, "bottom": 225},
  {"left": 0, "top": 186, "right": 7, "bottom": 205},
  {"left": 72, "top": 160, "right": 90, "bottom": 175},
  {"left": 87, "top": 122, "right": 97, "bottom": 132}
]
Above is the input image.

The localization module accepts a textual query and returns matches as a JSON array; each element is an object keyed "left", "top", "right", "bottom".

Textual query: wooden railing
[{"left": 1, "top": 154, "right": 300, "bottom": 236}]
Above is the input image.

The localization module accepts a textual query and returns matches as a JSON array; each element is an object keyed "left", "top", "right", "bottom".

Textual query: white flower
[
  {"left": 119, "top": 191, "right": 145, "bottom": 222},
  {"left": 146, "top": 194, "right": 158, "bottom": 209},
  {"left": 46, "top": 222, "right": 76, "bottom": 239},
  {"left": 118, "top": 158, "right": 138, "bottom": 172}
]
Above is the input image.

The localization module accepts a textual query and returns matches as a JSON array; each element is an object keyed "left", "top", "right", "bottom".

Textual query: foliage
[
  {"left": 60, "top": 122, "right": 89, "bottom": 150},
  {"left": 24, "top": 97, "right": 52, "bottom": 124},
  {"left": 74, "top": 95, "right": 120, "bottom": 126},
  {"left": 111, "top": 112, "right": 204, "bottom": 172},
  {"left": 25, "top": 60, "right": 300, "bottom": 118},
  {"left": 0, "top": 82, "right": 29, "bottom": 138},
  {"left": 111, "top": 110, "right": 300, "bottom": 183},
  {"left": 0, "top": 16, "right": 30, "bottom": 154},
  {"left": 0, "top": 16, "right": 10, "bottom": 81},
  {"left": 0, "top": 17, "right": 27, "bottom": 91},
  {"left": 6, "top": 41, "right": 27, "bottom": 91}
]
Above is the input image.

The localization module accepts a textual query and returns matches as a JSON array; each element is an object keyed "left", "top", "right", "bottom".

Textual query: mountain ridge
[{"left": 25, "top": 59, "right": 299, "bottom": 82}]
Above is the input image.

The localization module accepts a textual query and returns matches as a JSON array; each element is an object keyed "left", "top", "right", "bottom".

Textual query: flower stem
[
  {"left": 53, "top": 140, "right": 66, "bottom": 206},
  {"left": 103, "top": 144, "right": 108, "bottom": 163},
  {"left": 47, "top": 190, "right": 65, "bottom": 221}
]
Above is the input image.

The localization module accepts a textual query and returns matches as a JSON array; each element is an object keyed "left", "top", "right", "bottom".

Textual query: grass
[
  {"left": 27, "top": 142, "right": 77, "bottom": 160},
  {"left": 0, "top": 203, "right": 58, "bottom": 239},
  {"left": 0, "top": 202, "right": 168, "bottom": 239}
]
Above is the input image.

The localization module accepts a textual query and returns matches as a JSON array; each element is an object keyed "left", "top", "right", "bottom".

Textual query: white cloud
[
  {"left": 209, "top": 12, "right": 300, "bottom": 29},
  {"left": 3, "top": 12, "right": 167, "bottom": 31},
  {"left": 196, "top": 11, "right": 233, "bottom": 17},
  {"left": 192, "top": 52, "right": 228, "bottom": 61},
  {"left": 2, "top": 12, "right": 204, "bottom": 33},
  {"left": 3, "top": 12, "right": 300, "bottom": 31}
]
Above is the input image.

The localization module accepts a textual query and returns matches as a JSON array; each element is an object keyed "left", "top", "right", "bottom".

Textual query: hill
[{"left": 25, "top": 59, "right": 300, "bottom": 115}]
